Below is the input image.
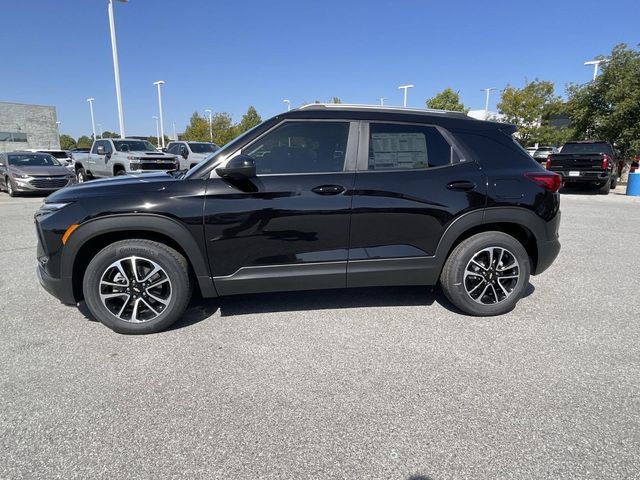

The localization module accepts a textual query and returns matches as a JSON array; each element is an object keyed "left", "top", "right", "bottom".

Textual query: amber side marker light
[{"left": 62, "top": 224, "right": 79, "bottom": 245}]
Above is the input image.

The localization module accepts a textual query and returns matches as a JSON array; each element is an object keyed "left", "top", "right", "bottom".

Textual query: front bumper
[
  {"left": 37, "top": 264, "right": 76, "bottom": 305},
  {"left": 13, "top": 176, "right": 75, "bottom": 192}
]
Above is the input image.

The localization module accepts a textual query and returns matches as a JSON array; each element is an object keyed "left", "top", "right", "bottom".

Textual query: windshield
[
  {"left": 113, "top": 140, "right": 157, "bottom": 152},
  {"left": 560, "top": 142, "right": 613, "bottom": 156},
  {"left": 8, "top": 153, "right": 61, "bottom": 167},
  {"left": 189, "top": 142, "right": 218, "bottom": 154}
]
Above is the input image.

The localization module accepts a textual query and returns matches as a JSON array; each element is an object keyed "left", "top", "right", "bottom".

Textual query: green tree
[
  {"left": 76, "top": 136, "right": 93, "bottom": 148},
  {"left": 59, "top": 134, "right": 76, "bottom": 150},
  {"left": 329, "top": 97, "right": 342, "bottom": 104},
  {"left": 497, "top": 79, "right": 563, "bottom": 146},
  {"left": 148, "top": 135, "right": 171, "bottom": 148},
  {"left": 566, "top": 43, "right": 640, "bottom": 178},
  {"left": 425, "top": 88, "right": 467, "bottom": 112},
  {"left": 211, "top": 112, "right": 236, "bottom": 145},
  {"left": 182, "top": 112, "right": 210, "bottom": 142},
  {"left": 100, "top": 131, "right": 120, "bottom": 139},
  {"left": 236, "top": 106, "right": 262, "bottom": 135}
]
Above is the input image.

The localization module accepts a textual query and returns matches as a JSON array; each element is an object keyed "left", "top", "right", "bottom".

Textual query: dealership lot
[{"left": 1, "top": 192, "right": 639, "bottom": 479}]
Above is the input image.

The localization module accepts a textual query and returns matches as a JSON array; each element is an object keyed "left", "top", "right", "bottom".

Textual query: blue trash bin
[{"left": 627, "top": 172, "right": 640, "bottom": 196}]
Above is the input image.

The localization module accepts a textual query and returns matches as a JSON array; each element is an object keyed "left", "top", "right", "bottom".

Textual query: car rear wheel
[
  {"left": 598, "top": 180, "right": 611, "bottom": 195},
  {"left": 82, "top": 239, "right": 192, "bottom": 334},
  {"left": 610, "top": 176, "right": 618, "bottom": 189},
  {"left": 6, "top": 177, "right": 17, "bottom": 197},
  {"left": 440, "top": 232, "right": 531, "bottom": 316},
  {"left": 76, "top": 168, "right": 88, "bottom": 183}
]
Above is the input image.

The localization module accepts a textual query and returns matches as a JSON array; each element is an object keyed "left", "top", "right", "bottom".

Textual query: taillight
[
  {"left": 545, "top": 155, "right": 552, "bottom": 169},
  {"left": 524, "top": 172, "right": 562, "bottom": 192},
  {"left": 602, "top": 154, "right": 609, "bottom": 170}
]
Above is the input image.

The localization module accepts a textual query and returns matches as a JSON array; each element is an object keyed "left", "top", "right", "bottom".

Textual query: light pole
[
  {"left": 108, "top": 0, "right": 127, "bottom": 139},
  {"left": 283, "top": 99, "right": 291, "bottom": 111},
  {"left": 379, "top": 97, "right": 387, "bottom": 106},
  {"left": 152, "top": 116, "right": 160, "bottom": 146},
  {"left": 398, "top": 85, "right": 414, "bottom": 107},
  {"left": 204, "top": 109, "right": 213, "bottom": 142},
  {"left": 86, "top": 97, "right": 97, "bottom": 139},
  {"left": 481, "top": 88, "right": 496, "bottom": 120},
  {"left": 97, "top": 124, "right": 103, "bottom": 138},
  {"left": 55, "top": 121, "right": 61, "bottom": 146},
  {"left": 584, "top": 59, "right": 607, "bottom": 80},
  {"left": 172, "top": 121, "right": 177, "bottom": 141},
  {"left": 153, "top": 80, "right": 165, "bottom": 148}
]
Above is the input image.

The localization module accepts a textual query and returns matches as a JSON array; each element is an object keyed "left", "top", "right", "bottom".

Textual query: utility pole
[
  {"left": 86, "top": 97, "right": 97, "bottom": 139},
  {"left": 205, "top": 109, "right": 213, "bottom": 142},
  {"left": 481, "top": 88, "right": 496, "bottom": 120},
  {"left": 398, "top": 85, "right": 414, "bottom": 107},
  {"left": 153, "top": 80, "right": 165, "bottom": 148},
  {"left": 584, "top": 59, "right": 607, "bottom": 80},
  {"left": 108, "top": 0, "right": 127, "bottom": 138},
  {"left": 379, "top": 97, "right": 387, "bottom": 106}
]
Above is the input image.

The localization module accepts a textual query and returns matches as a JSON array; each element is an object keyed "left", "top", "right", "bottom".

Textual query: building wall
[{"left": 0, "top": 102, "right": 60, "bottom": 153}]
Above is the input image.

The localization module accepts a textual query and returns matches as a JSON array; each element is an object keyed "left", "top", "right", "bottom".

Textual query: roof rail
[{"left": 297, "top": 103, "right": 468, "bottom": 117}]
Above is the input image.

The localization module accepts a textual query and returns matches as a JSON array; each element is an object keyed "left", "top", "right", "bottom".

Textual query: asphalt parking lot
[{"left": 1, "top": 189, "right": 639, "bottom": 479}]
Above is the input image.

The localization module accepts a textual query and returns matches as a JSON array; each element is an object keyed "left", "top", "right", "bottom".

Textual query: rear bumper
[
  {"left": 535, "top": 238, "right": 561, "bottom": 275},
  {"left": 553, "top": 170, "right": 610, "bottom": 183},
  {"left": 37, "top": 264, "right": 76, "bottom": 305}
]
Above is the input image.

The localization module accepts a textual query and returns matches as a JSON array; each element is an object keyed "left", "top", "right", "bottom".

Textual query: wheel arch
[
  {"left": 113, "top": 164, "right": 126, "bottom": 175},
  {"left": 435, "top": 207, "right": 550, "bottom": 275},
  {"left": 61, "top": 214, "right": 217, "bottom": 302}
]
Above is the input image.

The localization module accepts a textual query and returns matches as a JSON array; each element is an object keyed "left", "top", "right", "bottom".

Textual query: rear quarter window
[{"left": 452, "top": 130, "right": 536, "bottom": 168}]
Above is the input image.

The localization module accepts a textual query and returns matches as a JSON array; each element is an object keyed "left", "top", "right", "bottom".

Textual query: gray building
[{"left": 0, "top": 101, "right": 60, "bottom": 153}]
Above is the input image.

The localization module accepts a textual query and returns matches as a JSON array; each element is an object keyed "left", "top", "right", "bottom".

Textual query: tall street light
[
  {"left": 283, "top": 99, "right": 291, "bottom": 111},
  {"left": 108, "top": 0, "right": 127, "bottom": 138},
  {"left": 55, "top": 121, "right": 61, "bottom": 146},
  {"left": 584, "top": 59, "right": 607, "bottom": 80},
  {"left": 379, "top": 97, "right": 387, "bottom": 106},
  {"left": 152, "top": 116, "right": 160, "bottom": 146},
  {"left": 97, "top": 124, "right": 103, "bottom": 138},
  {"left": 481, "top": 88, "right": 496, "bottom": 120},
  {"left": 204, "top": 109, "right": 213, "bottom": 142},
  {"left": 86, "top": 97, "right": 97, "bottom": 139},
  {"left": 153, "top": 80, "right": 165, "bottom": 148},
  {"left": 398, "top": 85, "right": 414, "bottom": 107}
]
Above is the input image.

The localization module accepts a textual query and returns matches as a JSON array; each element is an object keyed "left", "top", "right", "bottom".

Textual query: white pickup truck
[{"left": 73, "top": 138, "right": 180, "bottom": 182}]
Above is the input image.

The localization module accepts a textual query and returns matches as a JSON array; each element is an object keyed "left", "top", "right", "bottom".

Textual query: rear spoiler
[{"left": 497, "top": 123, "right": 517, "bottom": 135}]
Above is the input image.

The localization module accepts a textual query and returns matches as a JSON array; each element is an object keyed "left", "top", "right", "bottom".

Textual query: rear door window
[{"left": 366, "top": 123, "right": 456, "bottom": 170}]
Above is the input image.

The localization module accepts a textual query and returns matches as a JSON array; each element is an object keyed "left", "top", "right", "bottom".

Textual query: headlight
[{"left": 42, "top": 202, "right": 70, "bottom": 211}]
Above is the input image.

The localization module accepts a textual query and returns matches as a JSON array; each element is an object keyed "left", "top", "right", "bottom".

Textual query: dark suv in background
[{"left": 35, "top": 105, "right": 561, "bottom": 334}]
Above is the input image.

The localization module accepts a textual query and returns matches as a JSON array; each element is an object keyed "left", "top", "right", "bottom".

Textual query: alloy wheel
[
  {"left": 99, "top": 256, "right": 172, "bottom": 323},
  {"left": 463, "top": 246, "right": 520, "bottom": 305}
]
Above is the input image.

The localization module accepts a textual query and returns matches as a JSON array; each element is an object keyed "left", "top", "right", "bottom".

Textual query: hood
[
  {"left": 10, "top": 165, "right": 71, "bottom": 176},
  {"left": 46, "top": 172, "right": 178, "bottom": 203}
]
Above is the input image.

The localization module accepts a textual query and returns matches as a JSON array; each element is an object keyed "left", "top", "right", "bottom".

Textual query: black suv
[{"left": 35, "top": 105, "right": 561, "bottom": 334}]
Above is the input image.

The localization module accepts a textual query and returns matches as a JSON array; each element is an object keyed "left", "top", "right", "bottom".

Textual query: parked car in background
[
  {"left": 36, "top": 104, "right": 561, "bottom": 334},
  {"left": 0, "top": 151, "right": 75, "bottom": 196},
  {"left": 525, "top": 146, "right": 537, "bottom": 157},
  {"left": 26, "top": 149, "right": 73, "bottom": 170},
  {"left": 546, "top": 141, "right": 618, "bottom": 194},
  {"left": 73, "top": 138, "right": 180, "bottom": 182},
  {"left": 531, "top": 146, "right": 558, "bottom": 164},
  {"left": 165, "top": 141, "right": 219, "bottom": 170}
]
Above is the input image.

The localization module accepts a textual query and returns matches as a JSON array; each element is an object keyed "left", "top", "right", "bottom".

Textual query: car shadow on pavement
[{"left": 78, "top": 283, "right": 535, "bottom": 331}]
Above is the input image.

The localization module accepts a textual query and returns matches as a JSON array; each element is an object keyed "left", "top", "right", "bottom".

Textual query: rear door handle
[
  {"left": 312, "top": 184, "right": 345, "bottom": 195},
  {"left": 447, "top": 181, "right": 476, "bottom": 191}
]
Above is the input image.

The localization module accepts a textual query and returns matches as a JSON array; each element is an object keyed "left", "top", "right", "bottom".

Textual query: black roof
[{"left": 278, "top": 104, "right": 515, "bottom": 133}]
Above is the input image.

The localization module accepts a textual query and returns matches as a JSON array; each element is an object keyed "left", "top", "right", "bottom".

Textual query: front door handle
[
  {"left": 447, "top": 181, "right": 476, "bottom": 191},
  {"left": 312, "top": 184, "right": 345, "bottom": 195}
]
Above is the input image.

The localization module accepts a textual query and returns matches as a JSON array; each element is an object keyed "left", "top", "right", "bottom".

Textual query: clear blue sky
[{"left": 1, "top": 0, "right": 637, "bottom": 138}]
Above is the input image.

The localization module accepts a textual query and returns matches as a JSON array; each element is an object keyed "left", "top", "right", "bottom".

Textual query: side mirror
[
  {"left": 96, "top": 145, "right": 105, "bottom": 155},
  {"left": 181, "top": 150, "right": 188, "bottom": 160},
  {"left": 216, "top": 154, "right": 256, "bottom": 179}
]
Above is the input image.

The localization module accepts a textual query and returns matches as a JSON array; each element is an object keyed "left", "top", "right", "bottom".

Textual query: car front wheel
[
  {"left": 440, "top": 232, "right": 531, "bottom": 316},
  {"left": 82, "top": 239, "right": 192, "bottom": 334}
]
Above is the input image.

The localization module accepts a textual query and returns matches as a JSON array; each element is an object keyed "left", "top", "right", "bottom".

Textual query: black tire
[
  {"left": 82, "top": 239, "right": 192, "bottom": 334},
  {"left": 6, "top": 176, "right": 18, "bottom": 197},
  {"left": 440, "top": 231, "right": 531, "bottom": 316},
  {"left": 610, "top": 176, "right": 617, "bottom": 190},
  {"left": 115, "top": 169, "right": 127, "bottom": 176},
  {"left": 598, "top": 180, "right": 611, "bottom": 195},
  {"left": 76, "top": 168, "right": 88, "bottom": 183}
]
